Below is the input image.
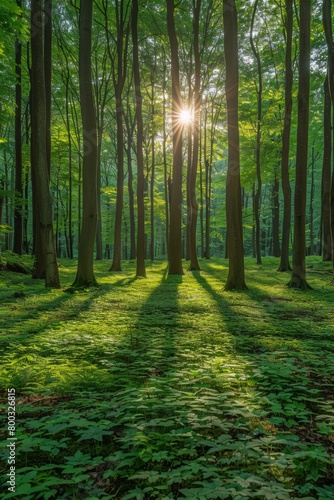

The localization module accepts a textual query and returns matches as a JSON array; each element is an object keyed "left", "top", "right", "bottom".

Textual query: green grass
[{"left": 0, "top": 257, "right": 334, "bottom": 499}]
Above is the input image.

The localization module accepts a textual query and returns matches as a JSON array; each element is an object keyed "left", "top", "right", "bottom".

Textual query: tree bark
[
  {"left": 162, "top": 50, "right": 170, "bottom": 259},
  {"left": 109, "top": 0, "right": 130, "bottom": 272},
  {"left": 72, "top": 0, "right": 98, "bottom": 287},
  {"left": 188, "top": 0, "right": 201, "bottom": 271},
  {"left": 30, "top": 0, "right": 60, "bottom": 288},
  {"left": 166, "top": 0, "right": 184, "bottom": 275},
  {"left": 223, "top": 0, "right": 246, "bottom": 290},
  {"left": 322, "top": 75, "right": 332, "bottom": 261},
  {"left": 44, "top": 0, "right": 52, "bottom": 177},
  {"left": 250, "top": 0, "right": 262, "bottom": 265},
  {"left": 323, "top": 0, "right": 334, "bottom": 274},
  {"left": 132, "top": 0, "right": 146, "bottom": 277},
  {"left": 125, "top": 107, "right": 136, "bottom": 260},
  {"left": 272, "top": 169, "right": 281, "bottom": 257},
  {"left": 278, "top": 0, "right": 293, "bottom": 272},
  {"left": 309, "top": 144, "right": 316, "bottom": 255},
  {"left": 288, "top": 0, "right": 311, "bottom": 289},
  {"left": 13, "top": 0, "right": 23, "bottom": 255}
]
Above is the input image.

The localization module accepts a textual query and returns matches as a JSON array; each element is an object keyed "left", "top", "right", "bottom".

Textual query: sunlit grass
[{"left": 0, "top": 257, "right": 334, "bottom": 498}]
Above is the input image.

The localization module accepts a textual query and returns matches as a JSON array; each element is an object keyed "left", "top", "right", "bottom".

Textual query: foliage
[
  {"left": 0, "top": 258, "right": 334, "bottom": 498},
  {"left": 0, "top": 0, "right": 28, "bottom": 57}
]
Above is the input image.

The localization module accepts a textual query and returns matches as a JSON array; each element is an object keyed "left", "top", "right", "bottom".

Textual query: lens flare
[{"left": 179, "top": 109, "right": 193, "bottom": 125}]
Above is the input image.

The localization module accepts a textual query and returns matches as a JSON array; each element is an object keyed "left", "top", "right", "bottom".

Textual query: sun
[{"left": 179, "top": 108, "right": 193, "bottom": 125}]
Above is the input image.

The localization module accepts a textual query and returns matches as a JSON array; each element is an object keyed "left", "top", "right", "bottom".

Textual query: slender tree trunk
[
  {"left": 323, "top": 0, "right": 334, "bottom": 274},
  {"left": 278, "top": 0, "right": 293, "bottom": 271},
  {"left": 186, "top": 51, "right": 193, "bottom": 262},
  {"left": 150, "top": 60, "right": 156, "bottom": 262},
  {"left": 109, "top": 0, "right": 130, "bottom": 272},
  {"left": 166, "top": 0, "right": 184, "bottom": 275},
  {"left": 309, "top": 144, "right": 315, "bottom": 255},
  {"left": 123, "top": 93, "right": 136, "bottom": 260},
  {"left": 288, "top": 0, "right": 311, "bottom": 289},
  {"left": 272, "top": 168, "right": 281, "bottom": 257},
  {"left": 110, "top": 87, "right": 124, "bottom": 271},
  {"left": 199, "top": 130, "right": 204, "bottom": 258},
  {"left": 72, "top": 0, "right": 98, "bottom": 287},
  {"left": 126, "top": 129, "right": 136, "bottom": 260},
  {"left": 65, "top": 78, "right": 73, "bottom": 259},
  {"left": 162, "top": 51, "right": 169, "bottom": 259},
  {"left": 322, "top": 75, "right": 332, "bottom": 261},
  {"left": 203, "top": 107, "right": 210, "bottom": 259},
  {"left": 23, "top": 170, "right": 29, "bottom": 253},
  {"left": 30, "top": 0, "right": 60, "bottom": 288},
  {"left": 95, "top": 120, "right": 103, "bottom": 260},
  {"left": 250, "top": 0, "right": 262, "bottom": 265},
  {"left": 44, "top": 0, "right": 52, "bottom": 176},
  {"left": 13, "top": 1, "right": 23, "bottom": 255},
  {"left": 132, "top": 0, "right": 146, "bottom": 276},
  {"left": 188, "top": 0, "right": 201, "bottom": 271},
  {"left": 223, "top": 0, "right": 246, "bottom": 290},
  {"left": 0, "top": 178, "right": 4, "bottom": 229}
]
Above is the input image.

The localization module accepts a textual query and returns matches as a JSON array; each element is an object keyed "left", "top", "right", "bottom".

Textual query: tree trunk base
[
  {"left": 188, "top": 263, "right": 201, "bottom": 271},
  {"left": 287, "top": 276, "right": 312, "bottom": 290},
  {"left": 109, "top": 264, "right": 122, "bottom": 272},
  {"left": 224, "top": 281, "right": 248, "bottom": 291},
  {"left": 68, "top": 277, "right": 98, "bottom": 291},
  {"left": 168, "top": 269, "right": 184, "bottom": 276},
  {"left": 277, "top": 263, "right": 292, "bottom": 272}
]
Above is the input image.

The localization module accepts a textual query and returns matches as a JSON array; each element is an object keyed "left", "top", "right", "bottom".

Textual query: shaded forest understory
[{"left": 1, "top": 257, "right": 334, "bottom": 499}]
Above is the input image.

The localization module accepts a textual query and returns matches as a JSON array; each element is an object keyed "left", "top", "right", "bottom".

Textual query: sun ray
[{"left": 179, "top": 108, "right": 193, "bottom": 125}]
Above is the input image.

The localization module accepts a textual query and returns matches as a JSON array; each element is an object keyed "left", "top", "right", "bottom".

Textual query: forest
[{"left": 0, "top": 0, "right": 334, "bottom": 498}]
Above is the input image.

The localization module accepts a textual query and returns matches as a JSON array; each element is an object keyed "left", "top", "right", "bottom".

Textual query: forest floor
[{"left": 0, "top": 255, "right": 334, "bottom": 499}]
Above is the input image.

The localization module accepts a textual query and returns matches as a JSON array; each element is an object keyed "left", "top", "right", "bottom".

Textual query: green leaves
[{"left": 1, "top": 258, "right": 334, "bottom": 497}]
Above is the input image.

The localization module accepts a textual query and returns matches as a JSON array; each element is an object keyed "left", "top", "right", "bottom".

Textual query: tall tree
[
  {"left": 13, "top": 0, "right": 22, "bottom": 255},
  {"left": 288, "top": 0, "right": 311, "bottom": 289},
  {"left": 322, "top": 0, "right": 334, "bottom": 269},
  {"left": 322, "top": 75, "right": 332, "bottom": 261},
  {"left": 223, "top": 0, "right": 246, "bottom": 290},
  {"left": 166, "top": 0, "right": 184, "bottom": 275},
  {"left": 188, "top": 0, "right": 201, "bottom": 271},
  {"left": 108, "top": 0, "right": 130, "bottom": 272},
  {"left": 124, "top": 93, "right": 136, "bottom": 260},
  {"left": 272, "top": 168, "right": 281, "bottom": 257},
  {"left": 278, "top": 0, "right": 293, "bottom": 272},
  {"left": 250, "top": 0, "right": 262, "bottom": 265},
  {"left": 30, "top": 0, "right": 60, "bottom": 287},
  {"left": 132, "top": 0, "right": 146, "bottom": 277},
  {"left": 72, "top": 0, "right": 98, "bottom": 287},
  {"left": 149, "top": 58, "right": 157, "bottom": 262},
  {"left": 44, "top": 0, "right": 52, "bottom": 175}
]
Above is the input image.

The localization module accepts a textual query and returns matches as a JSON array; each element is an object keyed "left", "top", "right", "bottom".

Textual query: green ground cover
[{"left": 0, "top": 256, "right": 334, "bottom": 499}]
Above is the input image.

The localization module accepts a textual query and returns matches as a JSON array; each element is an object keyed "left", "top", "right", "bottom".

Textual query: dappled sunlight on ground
[{"left": 1, "top": 257, "right": 334, "bottom": 498}]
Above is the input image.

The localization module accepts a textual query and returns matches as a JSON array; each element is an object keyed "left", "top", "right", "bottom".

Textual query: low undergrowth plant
[{"left": 0, "top": 257, "right": 334, "bottom": 498}]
